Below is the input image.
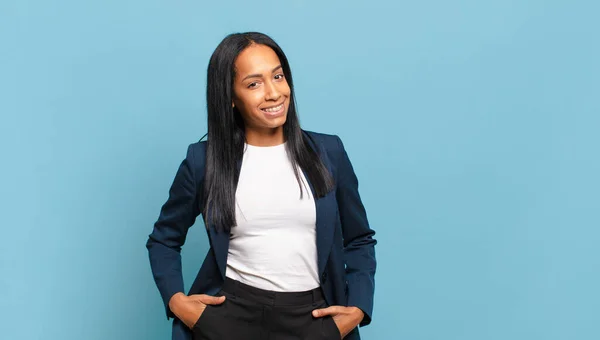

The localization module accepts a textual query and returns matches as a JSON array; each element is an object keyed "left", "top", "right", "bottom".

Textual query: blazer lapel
[
  {"left": 206, "top": 159, "right": 242, "bottom": 281},
  {"left": 301, "top": 131, "right": 337, "bottom": 276},
  {"left": 208, "top": 132, "right": 336, "bottom": 281},
  {"left": 208, "top": 226, "right": 229, "bottom": 281}
]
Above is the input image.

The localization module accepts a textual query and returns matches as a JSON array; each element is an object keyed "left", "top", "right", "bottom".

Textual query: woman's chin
[{"left": 268, "top": 116, "right": 287, "bottom": 128}]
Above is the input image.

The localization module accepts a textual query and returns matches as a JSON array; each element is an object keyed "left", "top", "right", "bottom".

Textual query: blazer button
[{"left": 321, "top": 272, "right": 328, "bottom": 283}]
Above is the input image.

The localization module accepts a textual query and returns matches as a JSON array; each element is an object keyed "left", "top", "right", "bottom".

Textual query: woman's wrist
[
  {"left": 348, "top": 306, "right": 364, "bottom": 323},
  {"left": 168, "top": 292, "right": 186, "bottom": 315}
]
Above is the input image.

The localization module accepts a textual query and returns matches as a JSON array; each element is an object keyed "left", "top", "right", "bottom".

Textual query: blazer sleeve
[
  {"left": 146, "top": 144, "right": 201, "bottom": 319},
  {"left": 334, "top": 135, "right": 377, "bottom": 327}
]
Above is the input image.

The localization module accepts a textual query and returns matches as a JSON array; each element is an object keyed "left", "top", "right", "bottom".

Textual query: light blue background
[{"left": 1, "top": 1, "right": 598, "bottom": 339}]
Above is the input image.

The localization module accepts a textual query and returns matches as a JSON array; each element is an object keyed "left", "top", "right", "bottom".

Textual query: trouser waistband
[{"left": 222, "top": 277, "right": 324, "bottom": 306}]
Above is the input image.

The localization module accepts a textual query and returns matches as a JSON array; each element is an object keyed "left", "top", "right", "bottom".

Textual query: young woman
[{"left": 146, "top": 32, "right": 377, "bottom": 340}]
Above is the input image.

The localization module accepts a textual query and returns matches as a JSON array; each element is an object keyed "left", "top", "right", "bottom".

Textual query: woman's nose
[{"left": 264, "top": 81, "right": 281, "bottom": 101}]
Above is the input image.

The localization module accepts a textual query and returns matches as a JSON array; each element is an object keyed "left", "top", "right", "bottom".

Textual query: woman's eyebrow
[{"left": 242, "top": 65, "right": 282, "bottom": 81}]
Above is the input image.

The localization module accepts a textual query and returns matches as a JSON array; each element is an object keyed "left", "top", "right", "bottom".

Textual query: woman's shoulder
[
  {"left": 188, "top": 139, "right": 208, "bottom": 154},
  {"left": 302, "top": 129, "right": 347, "bottom": 158},
  {"left": 178, "top": 140, "right": 208, "bottom": 171},
  {"left": 302, "top": 129, "right": 343, "bottom": 148}
]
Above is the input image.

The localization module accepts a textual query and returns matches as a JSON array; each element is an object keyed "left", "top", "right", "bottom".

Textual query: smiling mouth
[{"left": 261, "top": 102, "right": 284, "bottom": 113}]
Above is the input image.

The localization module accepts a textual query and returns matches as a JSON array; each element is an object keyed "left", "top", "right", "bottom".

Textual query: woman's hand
[
  {"left": 169, "top": 292, "right": 226, "bottom": 329},
  {"left": 312, "top": 305, "right": 364, "bottom": 339}
]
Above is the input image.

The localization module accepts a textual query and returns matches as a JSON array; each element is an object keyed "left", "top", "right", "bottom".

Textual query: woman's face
[{"left": 232, "top": 44, "right": 291, "bottom": 134}]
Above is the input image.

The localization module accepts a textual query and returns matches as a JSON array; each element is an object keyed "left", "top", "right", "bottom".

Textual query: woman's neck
[{"left": 244, "top": 127, "right": 285, "bottom": 146}]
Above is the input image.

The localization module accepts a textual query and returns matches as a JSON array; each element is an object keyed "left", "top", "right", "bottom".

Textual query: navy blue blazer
[{"left": 146, "top": 130, "right": 377, "bottom": 340}]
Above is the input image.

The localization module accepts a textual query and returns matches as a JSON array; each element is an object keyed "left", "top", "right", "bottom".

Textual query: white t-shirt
[{"left": 225, "top": 142, "right": 320, "bottom": 292}]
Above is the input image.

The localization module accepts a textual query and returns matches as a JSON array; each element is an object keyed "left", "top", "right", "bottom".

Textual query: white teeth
[{"left": 263, "top": 103, "right": 283, "bottom": 112}]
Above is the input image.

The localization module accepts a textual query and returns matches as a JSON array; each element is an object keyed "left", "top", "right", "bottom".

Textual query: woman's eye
[
  {"left": 274, "top": 73, "right": 285, "bottom": 80},
  {"left": 247, "top": 82, "right": 258, "bottom": 88}
]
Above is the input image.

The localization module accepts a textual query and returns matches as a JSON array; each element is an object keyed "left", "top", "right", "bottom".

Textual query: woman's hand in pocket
[
  {"left": 312, "top": 306, "right": 364, "bottom": 339},
  {"left": 169, "top": 292, "right": 226, "bottom": 329}
]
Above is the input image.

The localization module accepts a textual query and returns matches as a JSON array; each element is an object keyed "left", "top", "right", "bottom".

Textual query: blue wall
[{"left": 1, "top": 1, "right": 598, "bottom": 339}]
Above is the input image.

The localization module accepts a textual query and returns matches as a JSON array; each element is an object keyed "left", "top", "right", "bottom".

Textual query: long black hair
[{"left": 202, "top": 32, "right": 334, "bottom": 232}]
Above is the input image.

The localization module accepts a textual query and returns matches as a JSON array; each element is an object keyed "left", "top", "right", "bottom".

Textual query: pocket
[
  {"left": 325, "top": 316, "right": 341, "bottom": 339},
  {"left": 192, "top": 305, "right": 211, "bottom": 329}
]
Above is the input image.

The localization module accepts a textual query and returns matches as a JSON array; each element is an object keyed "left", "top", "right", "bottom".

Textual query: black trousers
[{"left": 192, "top": 278, "right": 342, "bottom": 340}]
